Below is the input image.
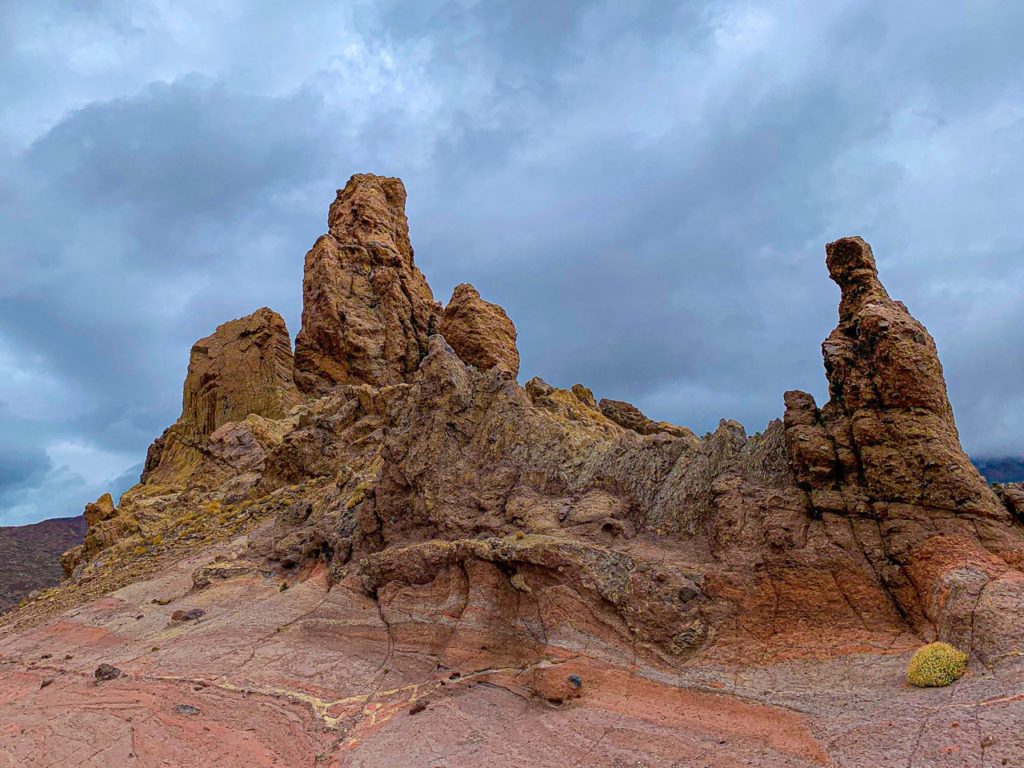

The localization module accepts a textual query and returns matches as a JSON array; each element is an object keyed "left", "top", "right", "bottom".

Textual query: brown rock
[
  {"left": 11, "top": 184, "right": 1024, "bottom": 768},
  {"left": 784, "top": 235, "right": 1022, "bottom": 644},
  {"left": 142, "top": 307, "right": 299, "bottom": 486},
  {"left": 293, "top": 174, "right": 440, "bottom": 393},
  {"left": 83, "top": 494, "right": 116, "bottom": 528},
  {"left": 93, "top": 663, "right": 122, "bottom": 682},
  {"left": 996, "top": 483, "right": 1024, "bottom": 519},
  {"left": 65, "top": 309, "right": 299, "bottom": 576},
  {"left": 439, "top": 283, "right": 519, "bottom": 375},
  {"left": 60, "top": 494, "right": 120, "bottom": 579},
  {"left": 599, "top": 398, "right": 696, "bottom": 440},
  {"left": 171, "top": 608, "right": 205, "bottom": 622},
  {"left": 179, "top": 308, "right": 299, "bottom": 439},
  {"left": 570, "top": 384, "right": 597, "bottom": 409}
]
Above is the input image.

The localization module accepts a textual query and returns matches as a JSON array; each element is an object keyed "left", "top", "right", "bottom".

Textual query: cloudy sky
[{"left": 1, "top": 1, "right": 1022, "bottom": 526}]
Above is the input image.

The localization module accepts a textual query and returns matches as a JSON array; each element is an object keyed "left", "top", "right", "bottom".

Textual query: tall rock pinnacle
[
  {"left": 293, "top": 174, "right": 440, "bottom": 394},
  {"left": 788, "top": 236, "right": 998, "bottom": 515},
  {"left": 784, "top": 236, "right": 1021, "bottom": 647}
]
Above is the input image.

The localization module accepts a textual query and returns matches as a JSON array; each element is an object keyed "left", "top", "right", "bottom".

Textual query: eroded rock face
[
  {"left": 293, "top": 174, "right": 440, "bottom": 394},
  {"left": 996, "top": 483, "right": 1024, "bottom": 520},
  {"left": 141, "top": 307, "right": 299, "bottom": 487},
  {"left": 180, "top": 308, "right": 299, "bottom": 439},
  {"left": 439, "top": 283, "right": 519, "bottom": 375},
  {"left": 784, "top": 236, "right": 1023, "bottom": 657}
]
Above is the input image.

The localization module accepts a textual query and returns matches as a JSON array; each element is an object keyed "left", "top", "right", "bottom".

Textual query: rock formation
[
  {"left": 599, "top": 397, "right": 697, "bottom": 440},
  {"left": 3, "top": 178, "right": 1023, "bottom": 767},
  {"left": 293, "top": 174, "right": 439, "bottom": 394},
  {"left": 140, "top": 307, "right": 299, "bottom": 487},
  {"left": 179, "top": 308, "right": 299, "bottom": 439},
  {"left": 783, "top": 236, "right": 1023, "bottom": 660},
  {"left": 439, "top": 283, "right": 520, "bottom": 375},
  {"left": 996, "top": 482, "right": 1024, "bottom": 519}
]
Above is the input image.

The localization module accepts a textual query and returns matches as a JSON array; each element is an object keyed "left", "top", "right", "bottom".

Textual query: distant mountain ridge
[
  {"left": 0, "top": 516, "right": 86, "bottom": 612},
  {"left": 973, "top": 456, "right": 1024, "bottom": 484}
]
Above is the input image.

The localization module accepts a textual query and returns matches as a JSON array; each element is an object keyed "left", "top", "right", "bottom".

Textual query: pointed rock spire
[
  {"left": 293, "top": 174, "right": 440, "bottom": 394},
  {"left": 786, "top": 235, "right": 1004, "bottom": 518},
  {"left": 784, "top": 236, "right": 1019, "bottom": 647}
]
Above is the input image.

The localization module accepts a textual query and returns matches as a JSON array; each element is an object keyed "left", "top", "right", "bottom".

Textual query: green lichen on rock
[{"left": 906, "top": 642, "right": 968, "bottom": 687}]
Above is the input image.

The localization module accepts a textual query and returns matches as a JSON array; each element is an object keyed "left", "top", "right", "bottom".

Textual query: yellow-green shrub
[{"left": 907, "top": 642, "right": 967, "bottom": 687}]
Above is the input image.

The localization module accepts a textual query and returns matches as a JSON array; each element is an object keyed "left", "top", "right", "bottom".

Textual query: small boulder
[
  {"left": 530, "top": 664, "right": 584, "bottom": 704},
  {"left": 94, "top": 663, "right": 122, "bottom": 682},
  {"left": 599, "top": 398, "right": 696, "bottom": 440},
  {"left": 171, "top": 608, "right": 206, "bottom": 622}
]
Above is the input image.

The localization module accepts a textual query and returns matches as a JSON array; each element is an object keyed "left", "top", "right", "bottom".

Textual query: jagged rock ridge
[{"left": 4, "top": 175, "right": 1024, "bottom": 767}]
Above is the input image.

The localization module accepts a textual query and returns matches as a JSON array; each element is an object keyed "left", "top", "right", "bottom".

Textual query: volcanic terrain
[{"left": 2, "top": 174, "right": 1023, "bottom": 767}]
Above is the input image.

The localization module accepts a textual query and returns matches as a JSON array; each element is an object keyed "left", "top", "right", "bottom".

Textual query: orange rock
[
  {"left": 784, "top": 236, "right": 1024, "bottom": 652},
  {"left": 293, "top": 174, "right": 440, "bottom": 393},
  {"left": 439, "top": 283, "right": 519, "bottom": 375}
]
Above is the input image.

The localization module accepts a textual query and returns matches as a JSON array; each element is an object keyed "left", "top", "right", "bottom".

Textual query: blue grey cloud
[{"left": 1, "top": 0, "right": 1022, "bottom": 524}]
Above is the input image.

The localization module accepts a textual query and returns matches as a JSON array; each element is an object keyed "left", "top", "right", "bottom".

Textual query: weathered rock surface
[
  {"left": 783, "top": 236, "right": 1024, "bottom": 664},
  {"left": 180, "top": 308, "right": 299, "bottom": 439},
  {"left": 141, "top": 306, "right": 300, "bottom": 487},
  {"left": 59, "top": 494, "right": 119, "bottom": 578},
  {"left": 996, "top": 482, "right": 1024, "bottom": 519},
  {"left": 293, "top": 174, "right": 440, "bottom": 394},
  {"left": 439, "top": 283, "right": 520, "bottom": 375},
  {"left": 60, "top": 309, "right": 300, "bottom": 579},
  {"left": 3, "top": 184, "right": 1023, "bottom": 767},
  {"left": 600, "top": 397, "right": 697, "bottom": 440}
]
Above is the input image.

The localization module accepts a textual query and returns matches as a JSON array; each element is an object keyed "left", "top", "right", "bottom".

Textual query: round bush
[{"left": 906, "top": 642, "right": 968, "bottom": 687}]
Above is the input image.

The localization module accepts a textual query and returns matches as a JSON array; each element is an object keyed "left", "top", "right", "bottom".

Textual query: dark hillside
[{"left": 0, "top": 516, "right": 85, "bottom": 612}]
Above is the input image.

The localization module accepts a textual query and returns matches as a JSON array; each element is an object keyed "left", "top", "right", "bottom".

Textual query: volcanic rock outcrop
[
  {"left": 293, "top": 174, "right": 440, "bottom": 394},
  {"left": 439, "top": 283, "right": 520, "bottom": 375},
  {"left": 5, "top": 176, "right": 1024, "bottom": 767},
  {"left": 61, "top": 308, "right": 300, "bottom": 577},
  {"left": 783, "top": 236, "right": 1023, "bottom": 661},
  {"left": 599, "top": 397, "right": 696, "bottom": 440},
  {"left": 141, "top": 307, "right": 299, "bottom": 485}
]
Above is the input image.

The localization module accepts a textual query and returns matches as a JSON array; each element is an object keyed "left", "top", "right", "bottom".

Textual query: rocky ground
[
  {"left": 2, "top": 174, "right": 1023, "bottom": 767},
  {"left": 2, "top": 535, "right": 1022, "bottom": 767}
]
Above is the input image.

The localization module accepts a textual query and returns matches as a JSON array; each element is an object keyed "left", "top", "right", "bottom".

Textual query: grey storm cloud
[{"left": 1, "top": 0, "right": 1022, "bottom": 525}]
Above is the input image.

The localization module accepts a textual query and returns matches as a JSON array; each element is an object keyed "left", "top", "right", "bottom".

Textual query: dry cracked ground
[{"left": 2, "top": 174, "right": 1023, "bottom": 767}]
